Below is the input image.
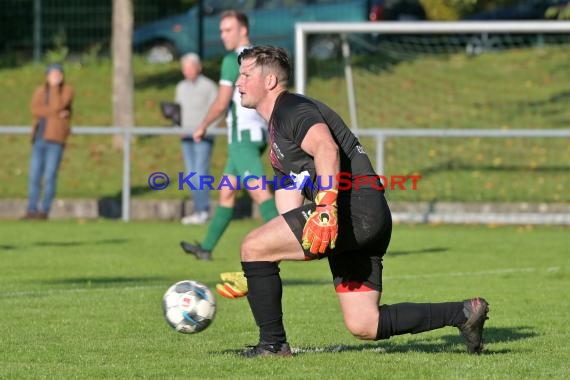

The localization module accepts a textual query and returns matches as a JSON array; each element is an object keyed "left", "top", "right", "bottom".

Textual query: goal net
[{"left": 295, "top": 21, "right": 570, "bottom": 224}]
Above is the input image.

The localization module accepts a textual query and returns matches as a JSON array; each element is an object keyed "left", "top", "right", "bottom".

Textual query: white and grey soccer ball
[{"left": 162, "top": 280, "right": 216, "bottom": 334}]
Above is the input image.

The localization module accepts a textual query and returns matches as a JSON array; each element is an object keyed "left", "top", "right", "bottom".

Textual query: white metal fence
[
  {"left": 1, "top": 126, "right": 569, "bottom": 223},
  {"left": 1, "top": 126, "right": 223, "bottom": 221}
]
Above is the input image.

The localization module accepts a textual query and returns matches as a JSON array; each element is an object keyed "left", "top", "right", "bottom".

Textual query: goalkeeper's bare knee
[
  {"left": 240, "top": 231, "right": 265, "bottom": 261},
  {"left": 344, "top": 318, "right": 378, "bottom": 340}
]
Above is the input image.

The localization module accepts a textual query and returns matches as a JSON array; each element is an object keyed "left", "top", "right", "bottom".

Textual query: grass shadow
[
  {"left": 282, "top": 278, "right": 331, "bottom": 287},
  {"left": 33, "top": 238, "right": 129, "bottom": 247},
  {"left": 418, "top": 161, "right": 570, "bottom": 178},
  {"left": 97, "top": 190, "right": 254, "bottom": 219},
  {"left": 135, "top": 61, "right": 221, "bottom": 91},
  {"left": 0, "top": 244, "right": 18, "bottom": 251},
  {"left": 440, "top": 325, "right": 538, "bottom": 346},
  {"left": 135, "top": 68, "right": 181, "bottom": 90},
  {"left": 217, "top": 326, "right": 537, "bottom": 356},
  {"left": 41, "top": 276, "right": 167, "bottom": 286},
  {"left": 475, "top": 90, "right": 570, "bottom": 121},
  {"left": 388, "top": 247, "right": 448, "bottom": 256}
]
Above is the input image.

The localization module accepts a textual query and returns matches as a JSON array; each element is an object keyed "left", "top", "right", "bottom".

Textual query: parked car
[
  {"left": 462, "top": 0, "right": 570, "bottom": 55},
  {"left": 369, "top": 0, "right": 426, "bottom": 21},
  {"left": 133, "top": 0, "right": 372, "bottom": 63},
  {"left": 364, "top": 0, "right": 426, "bottom": 50}
]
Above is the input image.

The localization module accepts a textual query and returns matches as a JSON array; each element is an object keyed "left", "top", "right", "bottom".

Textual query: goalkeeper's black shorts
[{"left": 282, "top": 188, "right": 392, "bottom": 293}]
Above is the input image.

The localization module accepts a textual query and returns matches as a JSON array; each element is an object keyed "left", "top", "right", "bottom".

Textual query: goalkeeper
[{"left": 228, "top": 45, "right": 489, "bottom": 358}]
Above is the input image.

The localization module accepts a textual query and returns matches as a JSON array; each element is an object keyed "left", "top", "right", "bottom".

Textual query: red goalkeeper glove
[{"left": 302, "top": 189, "right": 338, "bottom": 255}]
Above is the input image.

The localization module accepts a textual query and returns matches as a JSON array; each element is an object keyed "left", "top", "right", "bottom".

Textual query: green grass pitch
[{"left": 0, "top": 220, "right": 568, "bottom": 379}]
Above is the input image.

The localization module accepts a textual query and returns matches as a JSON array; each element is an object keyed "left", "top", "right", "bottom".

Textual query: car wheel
[{"left": 145, "top": 42, "right": 177, "bottom": 64}]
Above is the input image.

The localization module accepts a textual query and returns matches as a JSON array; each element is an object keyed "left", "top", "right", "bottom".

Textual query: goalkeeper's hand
[
  {"left": 302, "top": 189, "right": 338, "bottom": 255},
  {"left": 215, "top": 271, "right": 248, "bottom": 299}
]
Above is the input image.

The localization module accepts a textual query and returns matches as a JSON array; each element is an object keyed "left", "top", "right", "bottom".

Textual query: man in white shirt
[{"left": 176, "top": 53, "right": 218, "bottom": 225}]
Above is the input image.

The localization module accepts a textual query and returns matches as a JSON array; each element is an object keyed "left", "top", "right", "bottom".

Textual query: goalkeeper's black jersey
[{"left": 268, "top": 91, "right": 379, "bottom": 201}]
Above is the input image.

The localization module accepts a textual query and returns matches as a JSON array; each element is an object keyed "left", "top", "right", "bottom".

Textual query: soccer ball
[{"left": 162, "top": 280, "right": 216, "bottom": 334}]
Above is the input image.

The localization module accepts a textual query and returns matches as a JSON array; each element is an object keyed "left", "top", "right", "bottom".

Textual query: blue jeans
[
  {"left": 27, "top": 139, "right": 64, "bottom": 214},
  {"left": 181, "top": 137, "right": 214, "bottom": 213}
]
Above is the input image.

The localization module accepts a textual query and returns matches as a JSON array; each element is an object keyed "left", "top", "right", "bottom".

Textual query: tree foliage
[{"left": 420, "top": 0, "right": 523, "bottom": 20}]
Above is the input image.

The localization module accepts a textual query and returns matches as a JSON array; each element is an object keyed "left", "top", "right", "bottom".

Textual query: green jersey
[{"left": 219, "top": 48, "right": 267, "bottom": 144}]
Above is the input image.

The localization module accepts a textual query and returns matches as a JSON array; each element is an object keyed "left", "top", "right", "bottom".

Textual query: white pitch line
[
  {"left": 0, "top": 266, "right": 560, "bottom": 299},
  {"left": 292, "top": 345, "right": 387, "bottom": 354}
]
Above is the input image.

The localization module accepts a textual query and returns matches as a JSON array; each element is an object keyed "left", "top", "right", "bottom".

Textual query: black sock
[
  {"left": 241, "top": 261, "right": 286, "bottom": 344},
  {"left": 376, "top": 302, "right": 466, "bottom": 340}
]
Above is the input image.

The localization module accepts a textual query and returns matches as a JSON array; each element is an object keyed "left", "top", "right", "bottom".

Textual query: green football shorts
[{"left": 223, "top": 141, "right": 267, "bottom": 178}]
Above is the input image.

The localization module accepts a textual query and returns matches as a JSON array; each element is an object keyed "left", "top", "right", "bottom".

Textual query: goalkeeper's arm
[
  {"left": 299, "top": 123, "right": 341, "bottom": 254},
  {"left": 300, "top": 123, "right": 340, "bottom": 191}
]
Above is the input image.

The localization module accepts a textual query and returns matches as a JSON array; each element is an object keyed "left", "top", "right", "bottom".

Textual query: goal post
[
  {"left": 294, "top": 21, "right": 570, "bottom": 130},
  {"left": 293, "top": 21, "right": 570, "bottom": 224}
]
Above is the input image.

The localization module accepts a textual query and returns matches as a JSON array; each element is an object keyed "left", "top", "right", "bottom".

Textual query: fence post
[
  {"left": 33, "top": 0, "right": 42, "bottom": 62},
  {"left": 376, "top": 134, "right": 385, "bottom": 176},
  {"left": 121, "top": 128, "right": 131, "bottom": 222},
  {"left": 341, "top": 33, "right": 359, "bottom": 135}
]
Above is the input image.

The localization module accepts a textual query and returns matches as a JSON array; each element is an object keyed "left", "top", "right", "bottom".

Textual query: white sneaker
[{"left": 181, "top": 211, "right": 209, "bottom": 225}]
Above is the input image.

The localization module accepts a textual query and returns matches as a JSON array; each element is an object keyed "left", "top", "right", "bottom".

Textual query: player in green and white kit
[
  {"left": 219, "top": 48, "right": 268, "bottom": 184},
  {"left": 180, "top": 11, "right": 278, "bottom": 276}
]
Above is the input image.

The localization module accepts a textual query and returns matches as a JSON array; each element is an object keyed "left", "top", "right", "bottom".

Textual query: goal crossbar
[{"left": 295, "top": 21, "right": 570, "bottom": 95}]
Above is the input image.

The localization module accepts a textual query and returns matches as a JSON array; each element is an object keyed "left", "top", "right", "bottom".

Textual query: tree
[
  {"left": 420, "top": 0, "right": 521, "bottom": 20},
  {"left": 545, "top": 2, "right": 570, "bottom": 19},
  {"left": 111, "top": 0, "right": 134, "bottom": 150}
]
